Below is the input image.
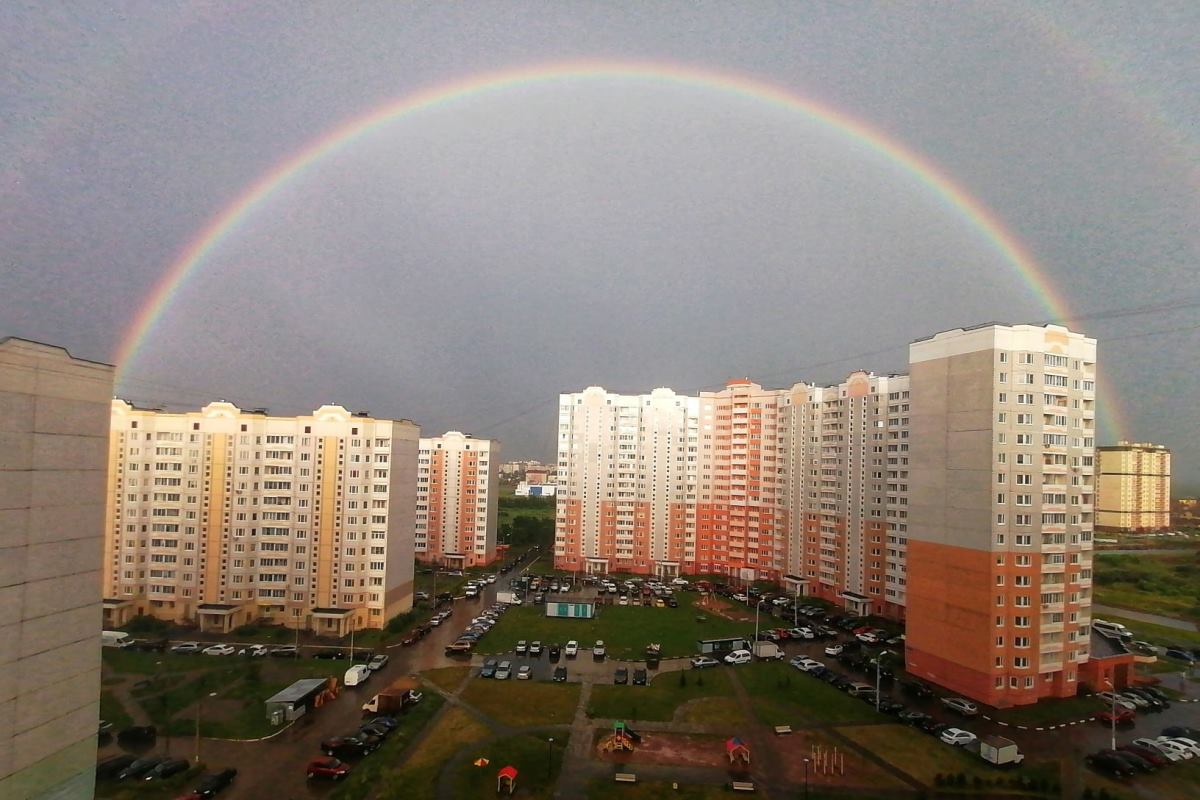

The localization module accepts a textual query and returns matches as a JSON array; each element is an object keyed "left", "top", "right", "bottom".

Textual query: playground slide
[{"left": 624, "top": 727, "right": 642, "bottom": 744}]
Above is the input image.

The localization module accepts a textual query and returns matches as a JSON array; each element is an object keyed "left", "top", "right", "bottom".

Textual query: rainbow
[{"left": 113, "top": 59, "right": 1120, "bottom": 436}]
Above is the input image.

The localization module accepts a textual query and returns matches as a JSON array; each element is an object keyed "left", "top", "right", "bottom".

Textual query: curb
[{"left": 202, "top": 717, "right": 298, "bottom": 743}]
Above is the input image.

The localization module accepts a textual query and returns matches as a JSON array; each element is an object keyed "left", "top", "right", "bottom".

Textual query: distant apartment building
[
  {"left": 1096, "top": 442, "right": 1171, "bottom": 532},
  {"left": 783, "top": 372, "right": 912, "bottom": 619},
  {"left": 906, "top": 324, "right": 1097, "bottom": 707},
  {"left": 1, "top": 338, "right": 114, "bottom": 800},
  {"left": 415, "top": 431, "right": 499, "bottom": 569},
  {"left": 103, "top": 401, "right": 418, "bottom": 636}
]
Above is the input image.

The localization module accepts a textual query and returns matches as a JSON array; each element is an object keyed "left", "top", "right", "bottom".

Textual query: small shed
[
  {"left": 497, "top": 765, "right": 518, "bottom": 795},
  {"left": 264, "top": 678, "right": 330, "bottom": 722}
]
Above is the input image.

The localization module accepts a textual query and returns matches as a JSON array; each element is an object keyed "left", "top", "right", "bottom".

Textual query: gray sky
[{"left": 3, "top": 2, "right": 1198, "bottom": 490}]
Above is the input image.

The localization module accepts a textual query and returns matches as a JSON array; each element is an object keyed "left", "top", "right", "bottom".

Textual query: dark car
[
  {"left": 1085, "top": 751, "right": 1132, "bottom": 778},
  {"left": 553, "top": 665, "right": 567, "bottom": 682},
  {"left": 899, "top": 710, "right": 932, "bottom": 727},
  {"left": 96, "top": 754, "right": 137, "bottom": 779},
  {"left": 1164, "top": 648, "right": 1196, "bottom": 663},
  {"left": 1124, "top": 687, "right": 1166, "bottom": 710},
  {"left": 920, "top": 720, "right": 949, "bottom": 736},
  {"left": 307, "top": 757, "right": 352, "bottom": 781},
  {"left": 194, "top": 767, "right": 238, "bottom": 797},
  {"left": 877, "top": 699, "right": 905, "bottom": 715},
  {"left": 146, "top": 758, "right": 190, "bottom": 781},
  {"left": 313, "top": 649, "right": 346, "bottom": 660},
  {"left": 899, "top": 679, "right": 934, "bottom": 698},
  {"left": 118, "top": 756, "right": 166, "bottom": 780},
  {"left": 480, "top": 658, "right": 498, "bottom": 678},
  {"left": 359, "top": 722, "right": 391, "bottom": 739},
  {"left": 269, "top": 646, "right": 300, "bottom": 659},
  {"left": 368, "top": 715, "right": 399, "bottom": 731},
  {"left": 633, "top": 668, "right": 648, "bottom": 685},
  {"left": 1120, "top": 744, "right": 1171, "bottom": 768},
  {"left": 667, "top": 598, "right": 679, "bottom": 608},
  {"left": 548, "top": 644, "right": 561, "bottom": 662},
  {"left": 1162, "top": 725, "right": 1200, "bottom": 740},
  {"left": 1101, "top": 749, "right": 1156, "bottom": 773},
  {"left": 322, "top": 736, "right": 375, "bottom": 758},
  {"left": 117, "top": 725, "right": 157, "bottom": 745},
  {"left": 132, "top": 638, "right": 169, "bottom": 652},
  {"left": 614, "top": 668, "right": 629, "bottom": 685}
]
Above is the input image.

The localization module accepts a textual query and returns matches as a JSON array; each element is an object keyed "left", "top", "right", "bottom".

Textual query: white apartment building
[
  {"left": 906, "top": 324, "right": 1097, "bottom": 707},
  {"left": 103, "top": 401, "right": 418, "bottom": 636},
  {"left": 1, "top": 338, "right": 114, "bottom": 800},
  {"left": 415, "top": 431, "right": 499, "bottom": 568}
]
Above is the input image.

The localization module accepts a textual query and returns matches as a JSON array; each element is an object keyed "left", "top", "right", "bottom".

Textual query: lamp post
[
  {"left": 875, "top": 651, "right": 887, "bottom": 712},
  {"left": 754, "top": 599, "right": 767, "bottom": 650},
  {"left": 546, "top": 736, "right": 554, "bottom": 780},
  {"left": 194, "top": 687, "right": 217, "bottom": 763},
  {"left": 1104, "top": 678, "right": 1117, "bottom": 751},
  {"left": 793, "top": 583, "right": 801, "bottom": 628},
  {"left": 803, "top": 756, "right": 811, "bottom": 800}
]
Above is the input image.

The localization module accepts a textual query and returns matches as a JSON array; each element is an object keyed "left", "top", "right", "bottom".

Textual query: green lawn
[
  {"left": 373, "top": 706, "right": 493, "bottom": 800},
  {"left": 837, "top": 724, "right": 1053, "bottom": 790},
  {"left": 99, "top": 690, "right": 133, "bottom": 729},
  {"left": 459, "top": 680, "right": 581, "bottom": 727},
  {"left": 330, "top": 693, "right": 446, "bottom": 800},
  {"left": 1094, "top": 551, "right": 1200, "bottom": 622},
  {"left": 474, "top": 594, "right": 750, "bottom": 659},
  {"left": 453, "top": 730, "right": 568, "bottom": 799},
  {"left": 423, "top": 665, "right": 473, "bottom": 693},
  {"left": 587, "top": 667, "right": 733, "bottom": 722},
  {"left": 737, "top": 662, "right": 883, "bottom": 726},
  {"left": 991, "top": 694, "right": 1104, "bottom": 726}
]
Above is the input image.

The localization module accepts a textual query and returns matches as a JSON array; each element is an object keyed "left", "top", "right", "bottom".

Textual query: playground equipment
[
  {"left": 496, "top": 765, "right": 517, "bottom": 795},
  {"left": 726, "top": 736, "right": 751, "bottom": 768},
  {"left": 599, "top": 721, "right": 642, "bottom": 753},
  {"left": 810, "top": 743, "right": 845, "bottom": 776}
]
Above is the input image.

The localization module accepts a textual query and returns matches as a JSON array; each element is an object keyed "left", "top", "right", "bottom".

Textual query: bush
[
  {"left": 233, "top": 624, "right": 261, "bottom": 636},
  {"left": 679, "top": 670, "right": 687, "bottom": 687},
  {"left": 125, "top": 615, "right": 171, "bottom": 635},
  {"left": 386, "top": 612, "right": 414, "bottom": 634}
]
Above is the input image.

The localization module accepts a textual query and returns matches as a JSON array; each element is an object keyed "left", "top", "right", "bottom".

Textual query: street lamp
[
  {"left": 546, "top": 736, "right": 554, "bottom": 780},
  {"left": 1103, "top": 678, "right": 1117, "bottom": 751},
  {"left": 194, "top": 689, "right": 218, "bottom": 763},
  {"left": 803, "top": 756, "right": 811, "bottom": 800},
  {"left": 875, "top": 651, "right": 889, "bottom": 712},
  {"left": 754, "top": 598, "right": 768, "bottom": 651}
]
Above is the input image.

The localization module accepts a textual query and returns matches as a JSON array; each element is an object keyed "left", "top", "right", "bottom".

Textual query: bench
[
  {"left": 731, "top": 781, "right": 756, "bottom": 792},
  {"left": 614, "top": 772, "right": 637, "bottom": 784},
  {"left": 773, "top": 725, "right": 792, "bottom": 735}
]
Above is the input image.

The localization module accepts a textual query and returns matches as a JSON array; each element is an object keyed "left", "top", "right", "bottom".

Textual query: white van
[
  {"left": 101, "top": 631, "right": 133, "bottom": 649},
  {"left": 344, "top": 664, "right": 371, "bottom": 687},
  {"left": 1092, "top": 619, "right": 1133, "bottom": 640}
]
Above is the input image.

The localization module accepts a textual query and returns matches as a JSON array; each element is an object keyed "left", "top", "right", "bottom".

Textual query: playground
[{"left": 595, "top": 723, "right": 728, "bottom": 769}]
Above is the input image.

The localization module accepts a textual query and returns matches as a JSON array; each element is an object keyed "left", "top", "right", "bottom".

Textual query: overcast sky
[{"left": 3, "top": 2, "right": 1198, "bottom": 490}]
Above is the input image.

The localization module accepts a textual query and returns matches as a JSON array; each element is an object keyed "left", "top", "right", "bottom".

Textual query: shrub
[
  {"left": 679, "top": 670, "right": 688, "bottom": 687},
  {"left": 385, "top": 612, "right": 414, "bottom": 634},
  {"left": 125, "top": 615, "right": 171, "bottom": 635},
  {"left": 232, "top": 624, "right": 260, "bottom": 636}
]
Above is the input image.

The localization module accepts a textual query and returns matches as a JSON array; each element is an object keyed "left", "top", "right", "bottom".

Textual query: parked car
[
  {"left": 564, "top": 640, "right": 579, "bottom": 657},
  {"left": 517, "top": 665, "right": 533, "bottom": 680},
  {"left": 593, "top": 641, "right": 607, "bottom": 659},
  {"left": 548, "top": 644, "right": 561, "bottom": 661},
  {"left": 530, "top": 641, "right": 543, "bottom": 656},
  {"left": 1165, "top": 648, "right": 1196, "bottom": 663},
  {"left": 170, "top": 642, "right": 202, "bottom": 654},
  {"left": 202, "top": 644, "right": 235, "bottom": 656},
  {"left": 553, "top": 665, "right": 567, "bottom": 682},
  {"left": 1085, "top": 751, "right": 1133, "bottom": 777},
  {"left": 480, "top": 658, "right": 498, "bottom": 679},
  {"left": 633, "top": 668, "right": 647, "bottom": 685},
  {"left": 940, "top": 728, "right": 977, "bottom": 746},
  {"left": 367, "top": 654, "right": 388, "bottom": 671},
  {"left": 1095, "top": 708, "right": 1136, "bottom": 725},
  {"left": 1162, "top": 725, "right": 1200, "bottom": 740},
  {"left": 899, "top": 710, "right": 932, "bottom": 727},
  {"left": 321, "top": 736, "right": 375, "bottom": 758},
  {"left": 313, "top": 649, "right": 346, "bottom": 660},
  {"left": 824, "top": 644, "right": 844, "bottom": 656},
  {"left": 495, "top": 660, "right": 512, "bottom": 680},
  {"left": 239, "top": 644, "right": 270, "bottom": 657},
  {"left": 614, "top": 668, "right": 629, "bottom": 684},
  {"left": 1166, "top": 737, "right": 1200, "bottom": 757},
  {"left": 194, "top": 767, "right": 238, "bottom": 797},
  {"left": 941, "top": 697, "right": 979, "bottom": 716},
  {"left": 1119, "top": 743, "right": 1171, "bottom": 768},
  {"left": 1100, "top": 749, "right": 1156, "bottom": 774},
  {"left": 307, "top": 758, "right": 351, "bottom": 781},
  {"left": 724, "top": 649, "right": 752, "bottom": 665},
  {"left": 1131, "top": 737, "right": 1186, "bottom": 762},
  {"left": 691, "top": 655, "right": 720, "bottom": 669},
  {"left": 516, "top": 640, "right": 527, "bottom": 655},
  {"left": 96, "top": 754, "right": 136, "bottom": 779},
  {"left": 269, "top": 645, "right": 300, "bottom": 658},
  {"left": 119, "top": 756, "right": 166, "bottom": 780},
  {"left": 899, "top": 679, "right": 934, "bottom": 698},
  {"left": 146, "top": 758, "right": 189, "bottom": 781},
  {"left": 1096, "top": 691, "right": 1138, "bottom": 712},
  {"left": 98, "top": 719, "right": 114, "bottom": 737}
]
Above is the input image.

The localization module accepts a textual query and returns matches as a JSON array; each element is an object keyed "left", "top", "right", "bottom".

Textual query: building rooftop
[{"left": 264, "top": 679, "right": 330, "bottom": 705}]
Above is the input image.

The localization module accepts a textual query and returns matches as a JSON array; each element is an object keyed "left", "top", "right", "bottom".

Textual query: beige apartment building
[
  {"left": 1, "top": 338, "right": 114, "bottom": 800},
  {"left": 103, "top": 401, "right": 418, "bottom": 636},
  {"left": 415, "top": 431, "right": 499, "bottom": 569},
  {"left": 906, "top": 324, "right": 1097, "bottom": 707},
  {"left": 1096, "top": 442, "right": 1171, "bottom": 532}
]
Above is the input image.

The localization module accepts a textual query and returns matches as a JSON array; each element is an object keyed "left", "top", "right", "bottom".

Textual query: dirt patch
[
  {"left": 775, "top": 729, "right": 909, "bottom": 790},
  {"left": 695, "top": 595, "right": 754, "bottom": 623},
  {"left": 596, "top": 730, "right": 728, "bottom": 769}
]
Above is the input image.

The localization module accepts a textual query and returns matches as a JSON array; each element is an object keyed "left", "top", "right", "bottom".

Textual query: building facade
[
  {"left": 103, "top": 401, "right": 418, "bottom": 636},
  {"left": 415, "top": 431, "right": 499, "bottom": 569},
  {"left": 905, "top": 324, "right": 1097, "bottom": 707},
  {"left": 1, "top": 338, "right": 114, "bottom": 800},
  {"left": 1096, "top": 442, "right": 1171, "bottom": 532}
]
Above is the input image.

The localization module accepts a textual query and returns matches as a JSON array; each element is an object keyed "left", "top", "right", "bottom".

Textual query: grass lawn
[
  {"left": 330, "top": 692, "right": 445, "bottom": 800},
  {"left": 423, "top": 665, "right": 472, "bottom": 693},
  {"left": 1094, "top": 551, "right": 1200, "bottom": 622},
  {"left": 379, "top": 707, "right": 493, "bottom": 800},
  {"left": 453, "top": 730, "right": 568, "bottom": 799},
  {"left": 460, "top": 680, "right": 580, "bottom": 727},
  {"left": 837, "top": 724, "right": 1030, "bottom": 788},
  {"left": 587, "top": 668, "right": 733, "bottom": 722},
  {"left": 991, "top": 694, "right": 1104, "bottom": 726},
  {"left": 676, "top": 696, "right": 747, "bottom": 727},
  {"left": 585, "top": 779, "right": 732, "bottom": 800},
  {"left": 475, "top": 594, "right": 749, "bottom": 659},
  {"left": 100, "top": 690, "right": 133, "bottom": 729},
  {"left": 737, "top": 663, "right": 882, "bottom": 726}
]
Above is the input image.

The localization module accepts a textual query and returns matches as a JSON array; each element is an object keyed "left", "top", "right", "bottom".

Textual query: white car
[
  {"left": 202, "top": 644, "right": 235, "bottom": 656},
  {"left": 618, "top": 596, "right": 629, "bottom": 606},
  {"left": 1154, "top": 738, "right": 1195, "bottom": 759},
  {"left": 732, "top": 593, "right": 748, "bottom": 603},
  {"left": 485, "top": 575, "right": 497, "bottom": 584},
  {"left": 516, "top": 665, "right": 533, "bottom": 680},
  {"left": 671, "top": 578, "right": 689, "bottom": 587},
  {"left": 824, "top": 644, "right": 844, "bottom": 656},
  {"left": 564, "top": 640, "right": 579, "bottom": 657},
  {"left": 790, "top": 628, "right": 815, "bottom": 639},
  {"left": 1164, "top": 737, "right": 1200, "bottom": 758},
  {"left": 238, "top": 644, "right": 270, "bottom": 657},
  {"left": 940, "top": 728, "right": 977, "bottom": 746},
  {"left": 790, "top": 656, "right": 823, "bottom": 672},
  {"left": 772, "top": 597, "right": 791, "bottom": 606},
  {"left": 724, "top": 649, "right": 752, "bottom": 665},
  {"left": 1132, "top": 737, "right": 1185, "bottom": 762},
  {"left": 1118, "top": 692, "right": 1149, "bottom": 709},
  {"left": 941, "top": 697, "right": 980, "bottom": 716},
  {"left": 593, "top": 641, "right": 606, "bottom": 658},
  {"left": 367, "top": 654, "right": 388, "bottom": 671}
]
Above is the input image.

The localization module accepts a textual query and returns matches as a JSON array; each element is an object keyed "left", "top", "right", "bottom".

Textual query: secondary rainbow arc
[{"left": 112, "top": 59, "right": 1122, "bottom": 438}]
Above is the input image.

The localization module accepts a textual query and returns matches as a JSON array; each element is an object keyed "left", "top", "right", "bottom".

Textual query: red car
[
  {"left": 307, "top": 758, "right": 352, "bottom": 780},
  {"left": 1095, "top": 708, "right": 1136, "bottom": 725},
  {"left": 773, "top": 628, "right": 792, "bottom": 640}
]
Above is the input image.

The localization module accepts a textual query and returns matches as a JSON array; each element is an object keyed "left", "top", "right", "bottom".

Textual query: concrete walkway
[{"left": 1092, "top": 604, "right": 1199, "bottom": 632}]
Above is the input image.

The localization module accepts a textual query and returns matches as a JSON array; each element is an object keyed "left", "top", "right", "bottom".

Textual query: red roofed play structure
[
  {"left": 496, "top": 765, "right": 517, "bottom": 794},
  {"left": 726, "top": 736, "right": 751, "bottom": 767}
]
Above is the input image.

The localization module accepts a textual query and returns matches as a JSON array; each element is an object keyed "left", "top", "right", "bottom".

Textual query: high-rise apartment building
[
  {"left": 1, "top": 338, "right": 114, "bottom": 800},
  {"left": 415, "top": 431, "right": 499, "bottom": 568},
  {"left": 784, "top": 372, "right": 911, "bottom": 619},
  {"left": 103, "top": 401, "right": 418, "bottom": 636},
  {"left": 906, "top": 324, "right": 1096, "bottom": 707},
  {"left": 1096, "top": 442, "right": 1171, "bottom": 532}
]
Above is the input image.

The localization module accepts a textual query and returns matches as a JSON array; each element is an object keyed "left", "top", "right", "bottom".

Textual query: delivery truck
[
  {"left": 361, "top": 677, "right": 422, "bottom": 714},
  {"left": 752, "top": 641, "right": 784, "bottom": 661},
  {"left": 496, "top": 591, "right": 521, "bottom": 605},
  {"left": 977, "top": 735, "right": 1024, "bottom": 767}
]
